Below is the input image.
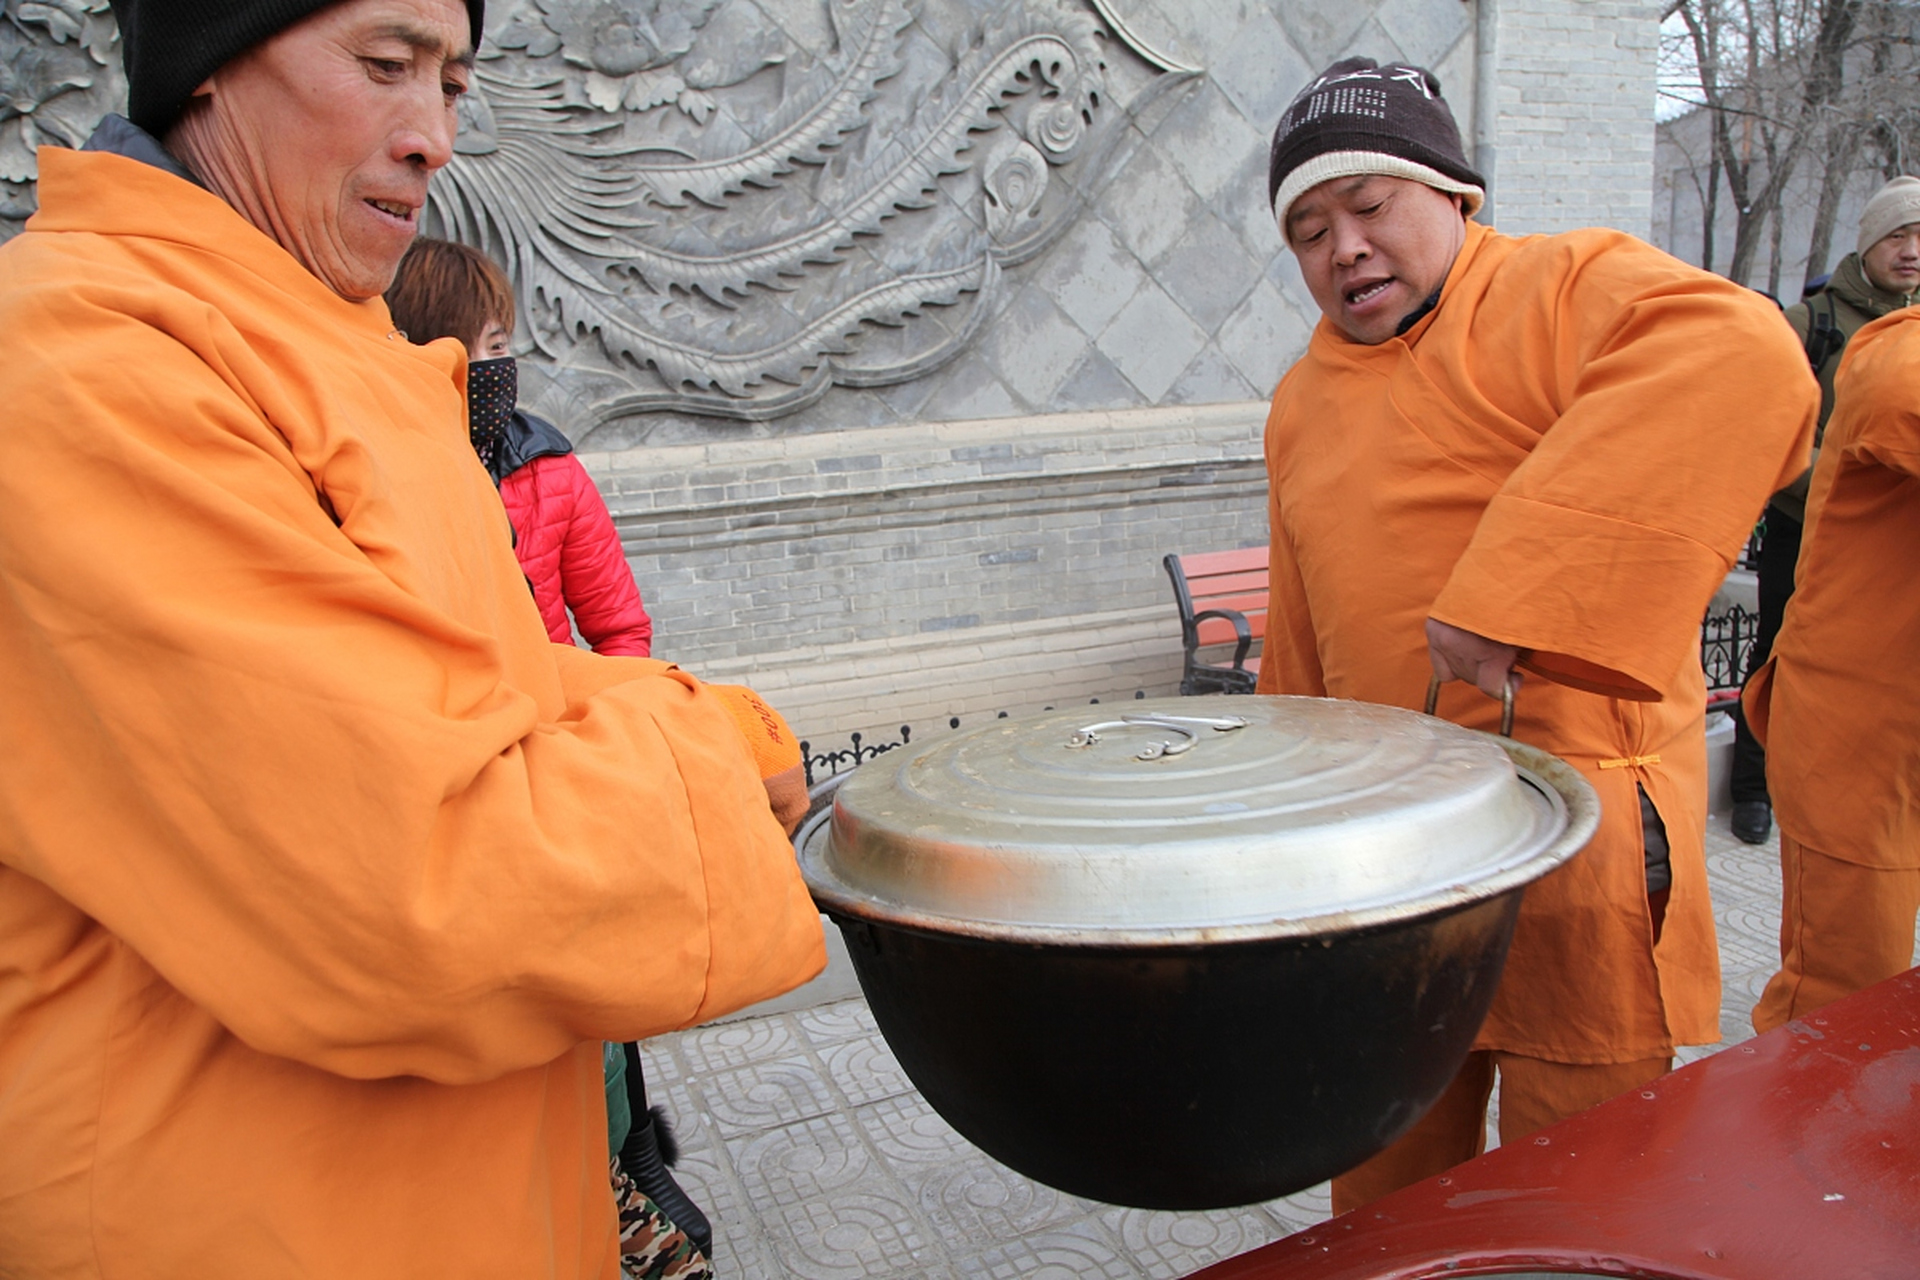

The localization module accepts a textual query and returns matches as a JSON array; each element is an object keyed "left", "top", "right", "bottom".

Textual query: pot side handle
[{"left": 1424, "top": 674, "right": 1517, "bottom": 739}]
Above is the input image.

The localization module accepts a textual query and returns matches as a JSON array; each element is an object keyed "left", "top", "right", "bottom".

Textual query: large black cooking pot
[{"left": 795, "top": 696, "right": 1599, "bottom": 1211}]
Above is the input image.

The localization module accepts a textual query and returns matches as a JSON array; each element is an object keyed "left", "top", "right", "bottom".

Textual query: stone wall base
[
  {"left": 692, "top": 603, "right": 1200, "bottom": 752},
  {"left": 588, "top": 402, "right": 1272, "bottom": 750}
]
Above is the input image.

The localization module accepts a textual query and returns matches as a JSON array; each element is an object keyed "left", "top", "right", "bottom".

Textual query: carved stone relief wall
[
  {"left": 439, "top": 0, "right": 1204, "bottom": 439},
  {"left": 0, "top": 0, "right": 1476, "bottom": 443},
  {"left": 538, "top": 0, "right": 1480, "bottom": 445}
]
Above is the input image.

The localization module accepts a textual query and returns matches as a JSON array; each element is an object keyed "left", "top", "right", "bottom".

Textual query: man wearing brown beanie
[
  {"left": 1256, "top": 58, "right": 1818, "bottom": 1212},
  {"left": 0, "top": 2, "right": 824, "bottom": 1275}
]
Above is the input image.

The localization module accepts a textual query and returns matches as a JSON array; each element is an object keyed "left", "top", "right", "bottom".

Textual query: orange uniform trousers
[
  {"left": 1330, "top": 1051, "right": 1670, "bottom": 1215},
  {"left": 1753, "top": 834, "right": 1920, "bottom": 1034}
]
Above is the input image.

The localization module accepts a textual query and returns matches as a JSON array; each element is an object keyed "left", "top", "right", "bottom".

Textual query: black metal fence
[
  {"left": 1701, "top": 601, "right": 1761, "bottom": 696},
  {"left": 803, "top": 606, "right": 1763, "bottom": 786}
]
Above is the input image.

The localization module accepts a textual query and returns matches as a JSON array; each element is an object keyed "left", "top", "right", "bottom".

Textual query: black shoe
[
  {"left": 619, "top": 1104, "right": 712, "bottom": 1259},
  {"left": 1731, "top": 799, "right": 1772, "bottom": 844}
]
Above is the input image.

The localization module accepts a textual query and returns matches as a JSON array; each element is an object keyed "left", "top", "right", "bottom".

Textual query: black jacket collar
[
  {"left": 489, "top": 409, "right": 574, "bottom": 483},
  {"left": 82, "top": 115, "right": 204, "bottom": 190}
]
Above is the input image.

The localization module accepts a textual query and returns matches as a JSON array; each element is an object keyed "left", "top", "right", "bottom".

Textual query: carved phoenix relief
[
  {"left": 436, "top": 0, "right": 1198, "bottom": 428},
  {"left": 0, "top": 0, "right": 1198, "bottom": 428}
]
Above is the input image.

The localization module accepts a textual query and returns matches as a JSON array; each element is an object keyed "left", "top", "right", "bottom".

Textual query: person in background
[
  {"left": 1744, "top": 273, "right": 1920, "bottom": 1033},
  {"left": 387, "top": 237, "right": 708, "bottom": 1278},
  {"left": 1729, "top": 176, "right": 1920, "bottom": 844},
  {"left": 0, "top": 0, "right": 823, "bottom": 1274},
  {"left": 1256, "top": 57, "right": 1815, "bottom": 1213},
  {"left": 387, "top": 236, "right": 654, "bottom": 657}
]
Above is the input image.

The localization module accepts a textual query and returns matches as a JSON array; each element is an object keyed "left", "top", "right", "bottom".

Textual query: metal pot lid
[{"left": 797, "top": 695, "right": 1599, "bottom": 945}]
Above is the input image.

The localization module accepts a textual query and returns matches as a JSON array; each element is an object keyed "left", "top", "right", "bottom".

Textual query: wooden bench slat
[
  {"left": 1178, "top": 547, "right": 1267, "bottom": 576},
  {"left": 1185, "top": 569, "right": 1269, "bottom": 598},
  {"left": 1192, "top": 590, "right": 1270, "bottom": 618}
]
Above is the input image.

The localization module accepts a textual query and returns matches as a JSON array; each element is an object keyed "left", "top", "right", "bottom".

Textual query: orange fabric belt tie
[{"left": 1597, "top": 754, "right": 1663, "bottom": 770}]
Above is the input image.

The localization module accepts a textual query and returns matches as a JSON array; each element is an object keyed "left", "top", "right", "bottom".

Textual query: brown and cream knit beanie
[
  {"left": 1268, "top": 57, "right": 1484, "bottom": 229},
  {"left": 1858, "top": 176, "right": 1920, "bottom": 257},
  {"left": 110, "top": 0, "right": 487, "bottom": 138}
]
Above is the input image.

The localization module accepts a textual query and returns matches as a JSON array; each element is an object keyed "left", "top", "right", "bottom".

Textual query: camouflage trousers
[{"left": 612, "top": 1159, "right": 713, "bottom": 1280}]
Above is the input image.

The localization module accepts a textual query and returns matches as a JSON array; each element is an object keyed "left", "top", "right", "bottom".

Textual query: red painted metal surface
[{"left": 1190, "top": 968, "right": 1920, "bottom": 1280}]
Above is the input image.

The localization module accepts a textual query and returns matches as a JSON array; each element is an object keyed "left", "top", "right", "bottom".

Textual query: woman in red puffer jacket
[
  {"left": 492, "top": 409, "right": 653, "bottom": 657},
  {"left": 387, "top": 239, "right": 652, "bottom": 658}
]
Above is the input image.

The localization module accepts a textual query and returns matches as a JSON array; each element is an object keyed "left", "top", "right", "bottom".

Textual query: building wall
[
  {"left": 1474, "top": 0, "right": 1660, "bottom": 237},
  {"left": 577, "top": 0, "right": 1664, "bottom": 752},
  {"left": 1, "top": 0, "right": 1669, "bottom": 758},
  {"left": 1653, "top": 103, "right": 1888, "bottom": 298}
]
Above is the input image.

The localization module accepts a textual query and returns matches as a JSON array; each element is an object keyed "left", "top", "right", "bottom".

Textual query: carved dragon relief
[
  {"left": 443, "top": 0, "right": 1199, "bottom": 429},
  {"left": 0, "top": 0, "right": 1199, "bottom": 429}
]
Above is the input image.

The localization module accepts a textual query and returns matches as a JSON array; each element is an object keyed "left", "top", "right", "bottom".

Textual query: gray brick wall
[
  {"left": 603, "top": 403, "right": 1269, "bottom": 741},
  {"left": 1476, "top": 0, "right": 1660, "bottom": 238}
]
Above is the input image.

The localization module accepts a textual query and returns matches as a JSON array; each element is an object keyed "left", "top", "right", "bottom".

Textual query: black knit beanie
[
  {"left": 110, "top": 0, "right": 487, "bottom": 138},
  {"left": 1268, "top": 57, "right": 1484, "bottom": 224}
]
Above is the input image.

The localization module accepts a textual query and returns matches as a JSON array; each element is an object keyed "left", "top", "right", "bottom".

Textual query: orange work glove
[{"left": 707, "top": 683, "right": 808, "bottom": 835}]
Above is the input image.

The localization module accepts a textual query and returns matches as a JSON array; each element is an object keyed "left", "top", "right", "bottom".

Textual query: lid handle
[{"left": 1066, "top": 713, "right": 1247, "bottom": 761}]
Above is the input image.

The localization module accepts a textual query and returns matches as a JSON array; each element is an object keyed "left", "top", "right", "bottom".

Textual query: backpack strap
[{"left": 1803, "top": 290, "right": 1845, "bottom": 374}]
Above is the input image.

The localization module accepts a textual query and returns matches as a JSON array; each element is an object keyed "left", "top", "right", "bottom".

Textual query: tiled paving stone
[
  {"left": 644, "top": 1071, "right": 717, "bottom": 1157},
  {"left": 680, "top": 1017, "right": 806, "bottom": 1075},
  {"left": 764, "top": 1186, "right": 940, "bottom": 1279},
  {"left": 819, "top": 1034, "right": 916, "bottom": 1108},
  {"left": 952, "top": 1219, "right": 1140, "bottom": 1280},
  {"left": 902, "top": 1156, "right": 1091, "bottom": 1256},
  {"left": 853, "top": 1093, "right": 975, "bottom": 1170},
  {"left": 698, "top": 1054, "right": 840, "bottom": 1138},
  {"left": 641, "top": 808, "right": 1917, "bottom": 1277},
  {"left": 796, "top": 1001, "right": 881, "bottom": 1045},
  {"left": 661, "top": 1142, "right": 773, "bottom": 1277},
  {"left": 1257, "top": 1184, "right": 1334, "bottom": 1237},
  {"left": 1100, "top": 1206, "right": 1293, "bottom": 1280},
  {"left": 640, "top": 1036, "right": 688, "bottom": 1086},
  {"left": 730, "top": 1113, "right": 880, "bottom": 1216}
]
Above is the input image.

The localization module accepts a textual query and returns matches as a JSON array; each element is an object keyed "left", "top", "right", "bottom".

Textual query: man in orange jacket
[
  {"left": 1256, "top": 58, "right": 1816, "bottom": 1212},
  {"left": 0, "top": 1, "right": 823, "bottom": 1275},
  {"left": 1744, "top": 303, "right": 1920, "bottom": 1033}
]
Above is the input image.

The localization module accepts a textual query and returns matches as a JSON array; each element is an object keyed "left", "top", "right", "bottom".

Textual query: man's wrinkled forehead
[
  {"left": 110, "top": 0, "right": 484, "bottom": 135},
  {"left": 365, "top": 13, "right": 476, "bottom": 66}
]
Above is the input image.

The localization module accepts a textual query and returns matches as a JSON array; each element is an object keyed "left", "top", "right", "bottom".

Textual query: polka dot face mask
[{"left": 467, "top": 356, "right": 517, "bottom": 474}]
